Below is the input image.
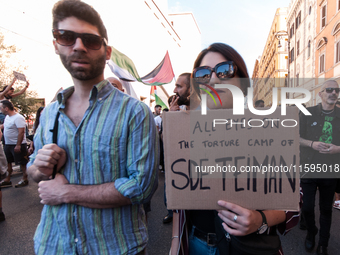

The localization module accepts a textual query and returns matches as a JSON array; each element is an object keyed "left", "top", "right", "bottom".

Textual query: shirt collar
[
  {"left": 316, "top": 103, "right": 340, "bottom": 118},
  {"left": 57, "top": 80, "right": 115, "bottom": 109}
]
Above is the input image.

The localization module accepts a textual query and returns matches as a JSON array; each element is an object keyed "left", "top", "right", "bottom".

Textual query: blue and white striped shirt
[{"left": 28, "top": 80, "right": 159, "bottom": 255}]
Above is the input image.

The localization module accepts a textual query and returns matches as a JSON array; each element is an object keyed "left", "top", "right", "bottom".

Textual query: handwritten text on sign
[{"left": 163, "top": 108, "right": 300, "bottom": 210}]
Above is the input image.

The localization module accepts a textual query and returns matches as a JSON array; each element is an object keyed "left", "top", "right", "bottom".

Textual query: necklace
[{"left": 322, "top": 109, "right": 334, "bottom": 114}]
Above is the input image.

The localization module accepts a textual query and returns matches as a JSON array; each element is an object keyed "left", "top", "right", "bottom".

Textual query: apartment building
[
  {"left": 252, "top": 8, "right": 288, "bottom": 106},
  {"left": 287, "top": 0, "right": 317, "bottom": 106},
  {"left": 314, "top": 0, "right": 340, "bottom": 104}
]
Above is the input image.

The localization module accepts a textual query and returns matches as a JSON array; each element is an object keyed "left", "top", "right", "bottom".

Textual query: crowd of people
[
  {"left": 0, "top": 77, "right": 31, "bottom": 222},
  {"left": 0, "top": 1, "right": 339, "bottom": 255}
]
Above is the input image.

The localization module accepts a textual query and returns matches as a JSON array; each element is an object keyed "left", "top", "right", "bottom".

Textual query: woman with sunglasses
[{"left": 170, "top": 43, "right": 299, "bottom": 255}]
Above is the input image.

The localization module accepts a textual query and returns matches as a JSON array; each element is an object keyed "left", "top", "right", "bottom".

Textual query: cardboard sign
[
  {"left": 13, "top": 71, "right": 26, "bottom": 81},
  {"left": 163, "top": 108, "right": 300, "bottom": 211}
]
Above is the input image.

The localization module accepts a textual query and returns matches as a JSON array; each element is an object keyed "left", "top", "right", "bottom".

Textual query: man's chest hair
[{"left": 64, "top": 101, "right": 89, "bottom": 127}]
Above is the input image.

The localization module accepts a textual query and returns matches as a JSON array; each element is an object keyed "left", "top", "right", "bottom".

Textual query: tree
[
  {"left": 11, "top": 87, "right": 40, "bottom": 121},
  {"left": 0, "top": 32, "right": 20, "bottom": 86},
  {"left": 0, "top": 31, "right": 40, "bottom": 120}
]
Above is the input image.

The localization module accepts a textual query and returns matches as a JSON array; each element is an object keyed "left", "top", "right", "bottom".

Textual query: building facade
[
  {"left": 314, "top": 0, "right": 340, "bottom": 104},
  {"left": 0, "top": 0, "right": 201, "bottom": 108},
  {"left": 252, "top": 8, "right": 288, "bottom": 106},
  {"left": 287, "top": 0, "right": 317, "bottom": 106}
]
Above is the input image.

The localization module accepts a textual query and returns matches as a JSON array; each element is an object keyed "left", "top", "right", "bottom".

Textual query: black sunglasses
[
  {"left": 52, "top": 29, "right": 107, "bottom": 50},
  {"left": 193, "top": 61, "right": 237, "bottom": 83},
  {"left": 322, "top": 88, "right": 340, "bottom": 93}
]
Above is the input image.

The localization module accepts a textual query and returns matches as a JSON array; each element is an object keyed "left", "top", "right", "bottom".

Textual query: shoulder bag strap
[{"left": 49, "top": 111, "right": 60, "bottom": 179}]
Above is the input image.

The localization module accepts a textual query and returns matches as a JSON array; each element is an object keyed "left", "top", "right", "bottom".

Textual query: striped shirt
[{"left": 28, "top": 80, "right": 159, "bottom": 255}]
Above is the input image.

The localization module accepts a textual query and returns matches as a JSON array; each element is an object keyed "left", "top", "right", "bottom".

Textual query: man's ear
[
  {"left": 53, "top": 40, "right": 60, "bottom": 55},
  {"left": 106, "top": 45, "right": 112, "bottom": 60}
]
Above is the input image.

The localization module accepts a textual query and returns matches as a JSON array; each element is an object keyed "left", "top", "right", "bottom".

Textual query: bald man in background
[
  {"left": 107, "top": 77, "right": 124, "bottom": 92},
  {"left": 300, "top": 80, "right": 340, "bottom": 255}
]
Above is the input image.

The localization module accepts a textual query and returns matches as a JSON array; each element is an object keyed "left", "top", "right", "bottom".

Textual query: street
[{"left": 0, "top": 172, "right": 339, "bottom": 255}]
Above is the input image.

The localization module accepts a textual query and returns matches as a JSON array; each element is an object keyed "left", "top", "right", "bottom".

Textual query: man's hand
[
  {"left": 38, "top": 173, "right": 69, "bottom": 205},
  {"left": 169, "top": 96, "right": 179, "bottom": 111},
  {"left": 318, "top": 143, "right": 340, "bottom": 154},
  {"left": 312, "top": 141, "right": 329, "bottom": 151},
  {"left": 33, "top": 144, "right": 67, "bottom": 178},
  {"left": 14, "top": 145, "right": 21, "bottom": 153}
]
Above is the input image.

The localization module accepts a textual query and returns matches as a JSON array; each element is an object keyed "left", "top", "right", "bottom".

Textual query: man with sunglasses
[
  {"left": 27, "top": 1, "right": 158, "bottom": 255},
  {"left": 299, "top": 80, "right": 340, "bottom": 255}
]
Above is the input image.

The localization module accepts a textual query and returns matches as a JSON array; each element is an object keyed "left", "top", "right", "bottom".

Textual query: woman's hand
[
  {"left": 217, "top": 200, "right": 262, "bottom": 236},
  {"left": 217, "top": 200, "right": 286, "bottom": 236}
]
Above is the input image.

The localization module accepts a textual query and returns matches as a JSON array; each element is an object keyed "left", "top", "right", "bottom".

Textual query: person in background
[
  {"left": 28, "top": 107, "right": 44, "bottom": 155},
  {"left": 0, "top": 78, "right": 30, "bottom": 139},
  {"left": 334, "top": 184, "right": 340, "bottom": 210},
  {"left": 0, "top": 100, "right": 29, "bottom": 188},
  {"left": 107, "top": 77, "right": 124, "bottom": 92},
  {"left": 170, "top": 73, "right": 191, "bottom": 111},
  {"left": 334, "top": 101, "right": 340, "bottom": 211},
  {"left": 0, "top": 129, "right": 8, "bottom": 222},
  {"left": 0, "top": 79, "right": 29, "bottom": 101},
  {"left": 0, "top": 189, "right": 4, "bottom": 222},
  {"left": 300, "top": 80, "right": 340, "bottom": 255},
  {"left": 154, "top": 104, "right": 162, "bottom": 117},
  {"left": 254, "top": 99, "right": 264, "bottom": 108}
]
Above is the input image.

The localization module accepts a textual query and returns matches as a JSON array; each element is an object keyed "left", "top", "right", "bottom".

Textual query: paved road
[{"left": 0, "top": 173, "right": 339, "bottom": 254}]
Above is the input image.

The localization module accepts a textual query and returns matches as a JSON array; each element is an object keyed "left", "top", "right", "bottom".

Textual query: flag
[
  {"left": 107, "top": 46, "right": 175, "bottom": 86},
  {"left": 151, "top": 86, "right": 168, "bottom": 109}
]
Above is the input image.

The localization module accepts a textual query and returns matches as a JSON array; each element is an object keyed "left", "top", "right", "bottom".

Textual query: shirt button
[
  {"left": 75, "top": 238, "right": 78, "bottom": 243},
  {"left": 98, "top": 98, "right": 102, "bottom": 101}
]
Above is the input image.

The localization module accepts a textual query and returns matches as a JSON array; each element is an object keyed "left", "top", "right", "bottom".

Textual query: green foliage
[
  {"left": 0, "top": 32, "right": 20, "bottom": 86},
  {"left": 0, "top": 31, "right": 39, "bottom": 120},
  {"left": 11, "top": 86, "right": 40, "bottom": 121}
]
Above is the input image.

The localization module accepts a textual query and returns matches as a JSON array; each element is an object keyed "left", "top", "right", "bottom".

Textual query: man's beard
[
  {"left": 177, "top": 94, "right": 190, "bottom": 106},
  {"left": 59, "top": 51, "right": 107, "bottom": 81},
  {"left": 327, "top": 95, "right": 338, "bottom": 105}
]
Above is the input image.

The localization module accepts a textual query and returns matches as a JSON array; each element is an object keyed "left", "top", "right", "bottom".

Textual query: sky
[
  {"left": 168, "top": 0, "right": 291, "bottom": 75},
  {"left": 0, "top": 0, "right": 292, "bottom": 102}
]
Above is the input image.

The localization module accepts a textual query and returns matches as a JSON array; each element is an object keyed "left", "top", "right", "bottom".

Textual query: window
[
  {"left": 290, "top": 23, "right": 295, "bottom": 38},
  {"left": 333, "top": 22, "right": 340, "bottom": 35},
  {"left": 309, "top": 6, "right": 312, "bottom": 15},
  {"left": 307, "top": 40, "right": 311, "bottom": 58},
  {"left": 321, "top": 5, "right": 326, "bottom": 29},
  {"left": 319, "top": 54, "right": 325, "bottom": 73},
  {"left": 297, "top": 40, "right": 300, "bottom": 55},
  {"left": 336, "top": 41, "right": 340, "bottom": 63},
  {"left": 317, "top": 37, "right": 327, "bottom": 49},
  {"left": 290, "top": 48, "right": 295, "bottom": 63},
  {"left": 296, "top": 11, "right": 301, "bottom": 29},
  {"left": 296, "top": 73, "right": 299, "bottom": 87}
]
